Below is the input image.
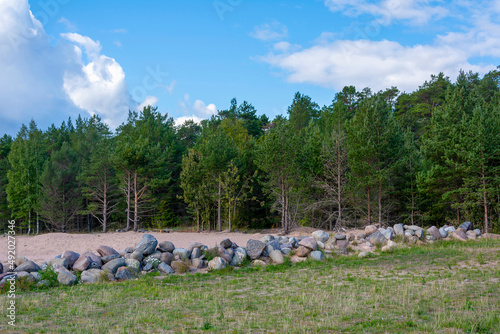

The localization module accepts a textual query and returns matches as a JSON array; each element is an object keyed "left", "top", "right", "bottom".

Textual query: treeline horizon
[{"left": 0, "top": 69, "right": 499, "bottom": 234}]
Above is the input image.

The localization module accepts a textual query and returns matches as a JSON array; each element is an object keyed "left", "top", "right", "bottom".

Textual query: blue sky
[{"left": 1, "top": 0, "right": 499, "bottom": 136}]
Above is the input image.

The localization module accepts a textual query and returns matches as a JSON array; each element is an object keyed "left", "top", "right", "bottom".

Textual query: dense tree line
[{"left": 1, "top": 69, "right": 499, "bottom": 234}]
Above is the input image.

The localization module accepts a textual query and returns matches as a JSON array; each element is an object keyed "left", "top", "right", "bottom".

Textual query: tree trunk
[
  {"left": 36, "top": 212, "right": 39, "bottom": 235},
  {"left": 28, "top": 210, "right": 31, "bottom": 236},
  {"left": 378, "top": 180, "right": 382, "bottom": 225},
  {"left": 134, "top": 171, "right": 138, "bottom": 232},
  {"left": 367, "top": 187, "right": 371, "bottom": 224},
  {"left": 482, "top": 171, "right": 489, "bottom": 233},
  {"left": 196, "top": 207, "right": 200, "bottom": 232},
  {"left": 126, "top": 172, "right": 131, "bottom": 231},
  {"left": 217, "top": 182, "right": 222, "bottom": 232}
]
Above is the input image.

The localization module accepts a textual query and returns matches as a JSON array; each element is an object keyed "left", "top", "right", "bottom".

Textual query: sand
[{"left": 0, "top": 230, "right": 270, "bottom": 265}]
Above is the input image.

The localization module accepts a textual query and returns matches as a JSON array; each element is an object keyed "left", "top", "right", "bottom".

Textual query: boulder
[
  {"left": 438, "top": 227, "right": 448, "bottom": 238},
  {"left": 135, "top": 234, "right": 158, "bottom": 256},
  {"left": 15, "top": 256, "right": 29, "bottom": 268},
  {"left": 309, "top": 251, "right": 324, "bottom": 261},
  {"left": 444, "top": 226, "right": 456, "bottom": 234},
  {"left": 405, "top": 225, "right": 421, "bottom": 231},
  {"left": 466, "top": 230, "right": 477, "bottom": 240},
  {"left": 451, "top": 228, "right": 468, "bottom": 241},
  {"left": 47, "top": 257, "right": 69, "bottom": 269},
  {"left": 246, "top": 239, "right": 266, "bottom": 260},
  {"left": 81, "top": 269, "right": 107, "bottom": 284},
  {"left": 157, "top": 241, "right": 175, "bottom": 253},
  {"left": 158, "top": 262, "right": 175, "bottom": 275},
  {"left": 473, "top": 229, "right": 481, "bottom": 236},
  {"left": 269, "top": 250, "right": 284, "bottom": 264},
  {"left": 379, "top": 228, "right": 394, "bottom": 241},
  {"left": 334, "top": 234, "right": 346, "bottom": 240},
  {"left": 160, "top": 252, "right": 174, "bottom": 265},
  {"left": 73, "top": 255, "right": 91, "bottom": 272},
  {"left": 53, "top": 264, "right": 77, "bottom": 285},
  {"left": 0, "top": 262, "right": 3, "bottom": 274},
  {"left": 191, "top": 247, "right": 202, "bottom": 260},
  {"left": 393, "top": 224, "right": 404, "bottom": 236},
  {"left": 404, "top": 229, "right": 415, "bottom": 237},
  {"left": 290, "top": 255, "right": 307, "bottom": 263},
  {"left": 364, "top": 225, "right": 378, "bottom": 236},
  {"left": 281, "top": 248, "right": 292, "bottom": 256},
  {"left": 230, "top": 247, "right": 247, "bottom": 266},
  {"left": 130, "top": 251, "right": 144, "bottom": 262},
  {"left": 208, "top": 257, "right": 226, "bottom": 270},
  {"left": 266, "top": 239, "right": 281, "bottom": 252},
  {"left": 115, "top": 266, "right": 136, "bottom": 280},
  {"left": 298, "top": 237, "right": 318, "bottom": 251},
  {"left": 312, "top": 230, "right": 330, "bottom": 243},
  {"left": 101, "top": 254, "right": 121, "bottom": 264},
  {"left": 191, "top": 258, "right": 205, "bottom": 269},
  {"left": 102, "top": 258, "right": 126, "bottom": 275},
  {"left": 125, "top": 247, "right": 134, "bottom": 253},
  {"left": 172, "top": 248, "right": 191, "bottom": 261},
  {"left": 187, "top": 242, "right": 204, "bottom": 253},
  {"left": 14, "top": 260, "right": 41, "bottom": 273},
  {"left": 252, "top": 260, "right": 266, "bottom": 267},
  {"left": 220, "top": 239, "right": 233, "bottom": 249},
  {"left": 217, "top": 246, "right": 232, "bottom": 263},
  {"left": 88, "top": 262, "right": 101, "bottom": 270},
  {"left": 427, "top": 226, "right": 442, "bottom": 240},
  {"left": 61, "top": 251, "right": 80, "bottom": 269},
  {"left": 261, "top": 235, "right": 274, "bottom": 244},
  {"left": 125, "top": 259, "right": 141, "bottom": 272},
  {"left": 415, "top": 229, "right": 424, "bottom": 239},
  {"left": 97, "top": 245, "right": 119, "bottom": 257},
  {"left": 295, "top": 246, "right": 311, "bottom": 257},
  {"left": 367, "top": 231, "right": 387, "bottom": 246},
  {"left": 83, "top": 252, "right": 102, "bottom": 267},
  {"left": 459, "top": 221, "right": 473, "bottom": 232},
  {"left": 336, "top": 239, "right": 349, "bottom": 251}
]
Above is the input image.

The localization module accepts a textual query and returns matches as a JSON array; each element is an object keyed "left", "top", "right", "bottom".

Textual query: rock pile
[{"left": 0, "top": 222, "right": 484, "bottom": 287}]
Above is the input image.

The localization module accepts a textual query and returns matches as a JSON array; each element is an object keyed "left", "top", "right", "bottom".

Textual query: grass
[{"left": 1, "top": 238, "right": 499, "bottom": 333}]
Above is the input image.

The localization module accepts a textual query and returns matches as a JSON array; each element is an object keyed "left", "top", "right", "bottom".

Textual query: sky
[{"left": 0, "top": 0, "right": 499, "bottom": 136}]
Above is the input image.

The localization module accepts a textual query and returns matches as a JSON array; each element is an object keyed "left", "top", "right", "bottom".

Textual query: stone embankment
[{"left": 0, "top": 221, "right": 483, "bottom": 287}]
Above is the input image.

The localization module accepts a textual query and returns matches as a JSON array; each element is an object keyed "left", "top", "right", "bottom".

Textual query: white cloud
[
  {"left": 260, "top": 36, "right": 496, "bottom": 93},
  {"left": 250, "top": 21, "right": 288, "bottom": 41},
  {"left": 324, "top": 0, "right": 448, "bottom": 26},
  {"left": 0, "top": 0, "right": 134, "bottom": 134},
  {"left": 137, "top": 96, "right": 159, "bottom": 111},
  {"left": 113, "top": 40, "right": 122, "bottom": 48},
  {"left": 177, "top": 94, "right": 217, "bottom": 126},
  {"left": 58, "top": 17, "right": 76, "bottom": 31},
  {"left": 165, "top": 80, "right": 176, "bottom": 95}
]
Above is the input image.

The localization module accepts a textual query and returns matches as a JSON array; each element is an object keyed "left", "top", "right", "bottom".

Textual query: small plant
[
  {"left": 145, "top": 257, "right": 161, "bottom": 269},
  {"left": 39, "top": 265, "right": 60, "bottom": 287},
  {"left": 201, "top": 321, "right": 213, "bottom": 330},
  {"left": 202, "top": 247, "right": 219, "bottom": 262},
  {"left": 476, "top": 253, "right": 485, "bottom": 265}
]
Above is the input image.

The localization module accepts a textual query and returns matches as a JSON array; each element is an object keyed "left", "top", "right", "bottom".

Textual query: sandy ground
[{"left": 0, "top": 231, "right": 272, "bottom": 265}]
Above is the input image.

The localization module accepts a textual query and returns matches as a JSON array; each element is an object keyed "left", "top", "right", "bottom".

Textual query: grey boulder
[
  {"left": 102, "top": 258, "right": 126, "bottom": 275},
  {"left": 135, "top": 234, "right": 158, "bottom": 256},
  {"left": 246, "top": 239, "right": 266, "bottom": 260},
  {"left": 14, "top": 260, "right": 41, "bottom": 273}
]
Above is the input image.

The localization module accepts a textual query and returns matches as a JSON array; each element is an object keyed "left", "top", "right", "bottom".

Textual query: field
[{"left": 1, "top": 238, "right": 499, "bottom": 333}]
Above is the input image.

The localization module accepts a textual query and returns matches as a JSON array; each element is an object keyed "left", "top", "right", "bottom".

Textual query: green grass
[{"left": 1, "top": 238, "right": 499, "bottom": 333}]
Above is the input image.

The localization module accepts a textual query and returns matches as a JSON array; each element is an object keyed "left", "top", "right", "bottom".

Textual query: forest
[{"left": 1, "top": 69, "right": 499, "bottom": 234}]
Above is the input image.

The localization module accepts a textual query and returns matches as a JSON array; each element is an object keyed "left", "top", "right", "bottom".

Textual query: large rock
[
  {"left": 444, "top": 226, "right": 456, "bottom": 234},
  {"left": 53, "top": 264, "right": 77, "bottom": 285},
  {"left": 438, "top": 227, "right": 448, "bottom": 238},
  {"left": 404, "top": 229, "right": 415, "bottom": 237},
  {"left": 459, "top": 221, "right": 473, "bottom": 232},
  {"left": 170, "top": 260, "right": 190, "bottom": 274},
  {"left": 61, "top": 251, "right": 80, "bottom": 269},
  {"left": 393, "top": 224, "right": 404, "bottom": 236},
  {"left": 125, "top": 259, "right": 141, "bottom": 272},
  {"left": 102, "top": 254, "right": 121, "bottom": 264},
  {"left": 466, "top": 230, "right": 477, "bottom": 240},
  {"left": 451, "top": 228, "right": 468, "bottom": 241},
  {"left": 427, "top": 226, "right": 442, "bottom": 240},
  {"left": 173, "top": 248, "right": 191, "bottom": 261},
  {"left": 97, "top": 245, "right": 119, "bottom": 257},
  {"left": 73, "top": 255, "right": 91, "bottom": 272},
  {"left": 47, "top": 257, "right": 69, "bottom": 269},
  {"left": 379, "top": 228, "right": 394, "bottom": 241},
  {"left": 0, "top": 262, "right": 3, "bottom": 274},
  {"left": 83, "top": 251, "right": 102, "bottom": 267},
  {"left": 135, "top": 234, "right": 158, "bottom": 256},
  {"left": 295, "top": 246, "right": 311, "bottom": 257},
  {"left": 309, "top": 251, "right": 324, "bottom": 261},
  {"left": 335, "top": 234, "right": 346, "bottom": 240},
  {"left": 230, "top": 247, "right": 247, "bottom": 266},
  {"left": 160, "top": 252, "right": 174, "bottom": 265},
  {"left": 192, "top": 258, "right": 205, "bottom": 268},
  {"left": 187, "top": 242, "right": 204, "bottom": 253},
  {"left": 14, "top": 260, "right": 41, "bottom": 273},
  {"left": 415, "top": 229, "right": 424, "bottom": 239},
  {"left": 261, "top": 235, "right": 274, "bottom": 244},
  {"left": 102, "top": 258, "right": 126, "bottom": 275},
  {"left": 220, "top": 239, "right": 233, "bottom": 249},
  {"left": 81, "top": 269, "right": 105, "bottom": 284},
  {"left": 405, "top": 225, "right": 421, "bottom": 231},
  {"left": 157, "top": 241, "right": 175, "bottom": 253},
  {"left": 246, "top": 239, "right": 266, "bottom": 260},
  {"left": 269, "top": 250, "right": 284, "bottom": 264},
  {"left": 130, "top": 251, "right": 144, "bottom": 262},
  {"left": 364, "top": 225, "right": 378, "bottom": 236},
  {"left": 208, "top": 257, "right": 226, "bottom": 270},
  {"left": 367, "top": 231, "right": 387, "bottom": 246},
  {"left": 336, "top": 239, "right": 349, "bottom": 251},
  {"left": 266, "top": 240, "right": 281, "bottom": 253},
  {"left": 115, "top": 266, "right": 136, "bottom": 280},
  {"left": 191, "top": 247, "right": 202, "bottom": 260},
  {"left": 473, "top": 229, "right": 481, "bottom": 236},
  {"left": 217, "top": 246, "right": 232, "bottom": 263},
  {"left": 312, "top": 230, "right": 330, "bottom": 243},
  {"left": 158, "top": 262, "right": 175, "bottom": 275},
  {"left": 299, "top": 237, "right": 318, "bottom": 251}
]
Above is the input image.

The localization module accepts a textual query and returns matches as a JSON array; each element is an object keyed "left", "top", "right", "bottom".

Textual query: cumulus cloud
[
  {"left": 0, "top": 0, "right": 134, "bottom": 134},
  {"left": 175, "top": 94, "right": 217, "bottom": 125},
  {"left": 250, "top": 21, "right": 288, "bottom": 41},
  {"left": 137, "top": 96, "right": 159, "bottom": 111},
  {"left": 324, "top": 0, "right": 448, "bottom": 26}
]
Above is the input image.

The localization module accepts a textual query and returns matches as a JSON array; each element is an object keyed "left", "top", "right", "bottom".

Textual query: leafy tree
[{"left": 0, "top": 134, "right": 13, "bottom": 230}]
